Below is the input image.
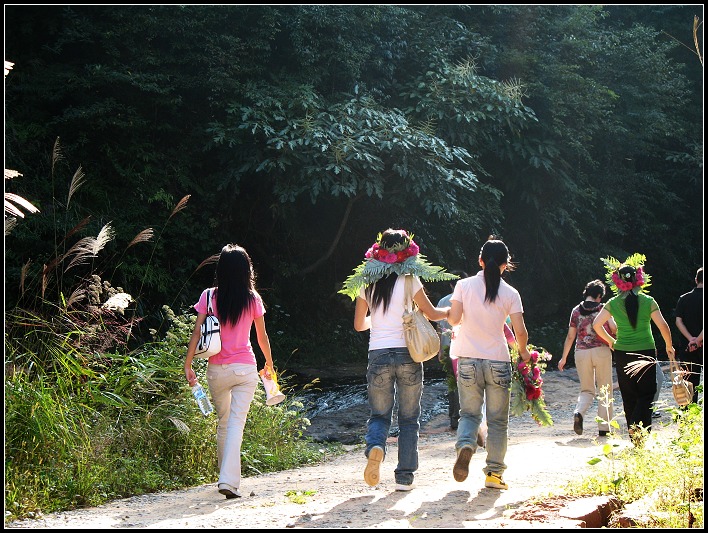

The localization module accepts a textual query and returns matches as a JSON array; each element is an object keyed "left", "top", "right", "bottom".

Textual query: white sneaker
[
  {"left": 395, "top": 483, "right": 415, "bottom": 491},
  {"left": 218, "top": 483, "right": 241, "bottom": 499}
]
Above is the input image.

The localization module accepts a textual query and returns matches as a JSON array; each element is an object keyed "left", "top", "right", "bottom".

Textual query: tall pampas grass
[
  {"left": 127, "top": 228, "right": 155, "bottom": 249},
  {"left": 169, "top": 194, "right": 190, "bottom": 220},
  {"left": 127, "top": 195, "right": 192, "bottom": 341},
  {"left": 63, "top": 223, "right": 115, "bottom": 272},
  {"left": 66, "top": 166, "right": 86, "bottom": 209}
]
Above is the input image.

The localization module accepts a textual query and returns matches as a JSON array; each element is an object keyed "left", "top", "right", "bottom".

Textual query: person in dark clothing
[{"left": 674, "top": 267, "right": 703, "bottom": 404}]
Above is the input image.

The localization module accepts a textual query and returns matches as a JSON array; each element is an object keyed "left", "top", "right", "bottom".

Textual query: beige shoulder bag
[{"left": 402, "top": 275, "right": 440, "bottom": 363}]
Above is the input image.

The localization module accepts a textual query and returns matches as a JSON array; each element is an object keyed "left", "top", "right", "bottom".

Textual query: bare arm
[
  {"left": 606, "top": 317, "right": 618, "bottom": 335},
  {"left": 592, "top": 308, "right": 616, "bottom": 349},
  {"left": 675, "top": 316, "right": 698, "bottom": 345},
  {"left": 447, "top": 299, "right": 463, "bottom": 326},
  {"left": 558, "top": 326, "right": 577, "bottom": 371},
  {"left": 651, "top": 310, "right": 675, "bottom": 361},
  {"left": 184, "top": 313, "right": 206, "bottom": 386},
  {"left": 253, "top": 315, "right": 274, "bottom": 375},
  {"left": 354, "top": 297, "right": 371, "bottom": 331},
  {"left": 413, "top": 288, "right": 450, "bottom": 321},
  {"left": 509, "top": 311, "right": 530, "bottom": 361}
]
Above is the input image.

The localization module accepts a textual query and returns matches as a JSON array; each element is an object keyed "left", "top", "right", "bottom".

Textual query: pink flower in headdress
[
  {"left": 612, "top": 271, "right": 634, "bottom": 292},
  {"left": 634, "top": 267, "right": 645, "bottom": 286}
]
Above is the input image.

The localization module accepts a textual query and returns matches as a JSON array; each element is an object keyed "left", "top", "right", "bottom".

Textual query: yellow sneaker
[
  {"left": 484, "top": 472, "right": 508, "bottom": 490},
  {"left": 364, "top": 446, "right": 384, "bottom": 486}
]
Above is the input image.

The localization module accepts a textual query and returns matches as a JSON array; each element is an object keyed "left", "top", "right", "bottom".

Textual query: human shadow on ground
[
  {"left": 291, "top": 494, "right": 405, "bottom": 528},
  {"left": 288, "top": 487, "right": 517, "bottom": 529},
  {"left": 108, "top": 486, "right": 248, "bottom": 529}
]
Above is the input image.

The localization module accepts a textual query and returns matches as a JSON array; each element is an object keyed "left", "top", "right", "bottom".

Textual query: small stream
[{"left": 287, "top": 372, "right": 452, "bottom": 443}]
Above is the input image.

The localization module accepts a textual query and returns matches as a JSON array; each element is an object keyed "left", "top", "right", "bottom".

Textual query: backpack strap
[
  {"left": 206, "top": 289, "right": 214, "bottom": 316},
  {"left": 404, "top": 275, "right": 414, "bottom": 312}
]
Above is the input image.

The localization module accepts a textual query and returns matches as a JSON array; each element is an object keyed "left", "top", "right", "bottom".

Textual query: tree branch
[{"left": 300, "top": 193, "right": 363, "bottom": 275}]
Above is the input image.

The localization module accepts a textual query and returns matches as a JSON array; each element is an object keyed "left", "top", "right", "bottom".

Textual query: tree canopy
[{"left": 4, "top": 5, "right": 703, "bottom": 353}]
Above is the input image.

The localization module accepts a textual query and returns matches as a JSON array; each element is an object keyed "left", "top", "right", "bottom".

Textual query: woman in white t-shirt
[
  {"left": 342, "top": 228, "right": 454, "bottom": 492},
  {"left": 447, "top": 238, "right": 531, "bottom": 491},
  {"left": 184, "top": 244, "right": 274, "bottom": 500}
]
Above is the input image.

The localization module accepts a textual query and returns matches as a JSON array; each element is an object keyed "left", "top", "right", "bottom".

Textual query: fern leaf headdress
[
  {"left": 601, "top": 252, "right": 651, "bottom": 297},
  {"left": 339, "top": 231, "right": 458, "bottom": 300}
]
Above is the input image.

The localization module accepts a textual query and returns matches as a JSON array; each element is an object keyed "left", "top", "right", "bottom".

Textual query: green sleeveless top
[{"left": 605, "top": 292, "right": 659, "bottom": 351}]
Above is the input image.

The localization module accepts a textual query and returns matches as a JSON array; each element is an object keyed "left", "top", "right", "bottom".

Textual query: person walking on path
[
  {"left": 437, "top": 272, "right": 515, "bottom": 447},
  {"left": 593, "top": 254, "right": 676, "bottom": 445},
  {"left": 558, "top": 279, "right": 616, "bottom": 437},
  {"left": 340, "top": 228, "right": 455, "bottom": 492},
  {"left": 184, "top": 244, "right": 274, "bottom": 500},
  {"left": 674, "top": 266, "right": 703, "bottom": 404},
  {"left": 436, "top": 270, "right": 468, "bottom": 431},
  {"left": 447, "top": 237, "right": 531, "bottom": 491}
]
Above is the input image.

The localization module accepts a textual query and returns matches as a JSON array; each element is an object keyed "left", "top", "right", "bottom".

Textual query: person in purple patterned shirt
[{"left": 558, "top": 279, "right": 617, "bottom": 437}]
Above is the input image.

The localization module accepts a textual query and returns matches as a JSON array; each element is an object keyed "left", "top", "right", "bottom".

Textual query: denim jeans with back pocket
[
  {"left": 456, "top": 357, "right": 511, "bottom": 476},
  {"left": 365, "top": 347, "right": 423, "bottom": 486}
]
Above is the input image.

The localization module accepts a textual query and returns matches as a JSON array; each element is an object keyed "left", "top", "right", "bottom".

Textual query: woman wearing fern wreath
[
  {"left": 340, "top": 228, "right": 455, "bottom": 492},
  {"left": 446, "top": 237, "right": 531, "bottom": 491},
  {"left": 592, "top": 254, "right": 675, "bottom": 446},
  {"left": 184, "top": 244, "right": 274, "bottom": 499}
]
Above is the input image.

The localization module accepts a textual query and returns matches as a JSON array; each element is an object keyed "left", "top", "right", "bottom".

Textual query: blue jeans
[
  {"left": 365, "top": 347, "right": 423, "bottom": 486},
  {"left": 456, "top": 358, "right": 511, "bottom": 476}
]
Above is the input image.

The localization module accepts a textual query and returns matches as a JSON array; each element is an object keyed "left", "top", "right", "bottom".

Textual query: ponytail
[
  {"left": 625, "top": 291, "right": 639, "bottom": 328},
  {"left": 479, "top": 239, "right": 511, "bottom": 304},
  {"left": 484, "top": 256, "right": 502, "bottom": 303}
]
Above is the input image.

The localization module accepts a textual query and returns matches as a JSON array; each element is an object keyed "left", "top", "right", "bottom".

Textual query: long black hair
[
  {"left": 480, "top": 238, "right": 514, "bottom": 303},
  {"left": 618, "top": 265, "right": 639, "bottom": 328},
  {"left": 365, "top": 229, "right": 410, "bottom": 312},
  {"left": 214, "top": 244, "right": 257, "bottom": 326}
]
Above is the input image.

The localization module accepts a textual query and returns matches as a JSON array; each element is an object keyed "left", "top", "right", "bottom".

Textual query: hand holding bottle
[{"left": 191, "top": 382, "right": 214, "bottom": 416}]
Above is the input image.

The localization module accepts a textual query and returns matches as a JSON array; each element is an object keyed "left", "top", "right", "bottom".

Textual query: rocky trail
[{"left": 7, "top": 365, "right": 680, "bottom": 529}]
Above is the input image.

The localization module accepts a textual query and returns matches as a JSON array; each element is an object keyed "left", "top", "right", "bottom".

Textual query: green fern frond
[{"left": 339, "top": 254, "right": 458, "bottom": 301}]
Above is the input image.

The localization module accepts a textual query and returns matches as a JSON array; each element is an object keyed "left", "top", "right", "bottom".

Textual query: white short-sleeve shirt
[
  {"left": 358, "top": 274, "right": 423, "bottom": 351},
  {"left": 450, "top": 271, "right": 523, "bottom": 361}
]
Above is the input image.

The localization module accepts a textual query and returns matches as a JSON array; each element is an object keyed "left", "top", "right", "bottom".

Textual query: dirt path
[{"left": 7, "top": 367, "right": 676, "bottom": 529}]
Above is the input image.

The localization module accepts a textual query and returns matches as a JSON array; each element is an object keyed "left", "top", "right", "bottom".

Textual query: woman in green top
[{"left": 592, "top": 262, "right": 675, "bottom": 442}]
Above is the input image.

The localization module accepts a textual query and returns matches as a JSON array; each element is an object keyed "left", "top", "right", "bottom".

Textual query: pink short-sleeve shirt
[{"left": 194, "top": 287, "right": 265, "bottom": 365}]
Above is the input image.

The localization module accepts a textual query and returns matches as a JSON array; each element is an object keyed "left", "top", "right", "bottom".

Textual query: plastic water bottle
[{"left": 191, "top": 383, "right": 213, "bottom": 416}]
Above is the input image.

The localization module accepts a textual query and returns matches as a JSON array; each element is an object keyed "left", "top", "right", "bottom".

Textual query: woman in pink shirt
[
  {"left": 447, "top": 238, "right": 531, "bottom": 491},
  {"left": 184, "top": 244, "right": 274, "bottom": 500}
]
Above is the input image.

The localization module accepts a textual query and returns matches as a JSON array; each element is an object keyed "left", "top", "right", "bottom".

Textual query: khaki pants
[
  {"left": 574, "top": 346, "right": 613, "bottom": 432},
  {"left": 206, "top": 363, "right": 259, "bottom": 491}
]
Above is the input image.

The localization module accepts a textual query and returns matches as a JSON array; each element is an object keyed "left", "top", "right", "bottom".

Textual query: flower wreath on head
[
  {"left": 338, "top": 231, "right": 458, "bottom": 300},
  {"left": 601, "top": 252, "right": 652, "bottom": 298}
]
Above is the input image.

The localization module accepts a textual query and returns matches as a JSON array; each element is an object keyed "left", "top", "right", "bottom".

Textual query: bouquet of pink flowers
[{"left": 510, "top": 344, "right": 553, "bottom": 426}]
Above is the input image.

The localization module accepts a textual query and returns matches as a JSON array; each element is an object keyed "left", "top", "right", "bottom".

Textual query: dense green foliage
[
  {"left": 5, "top": 6, "right": 702, "bottom": 357},
  {"left": 4, "top": 306, "right": 325, "bottom": 521},
  {"left": 3, "top": 5, "right": 703, "bottom": 522},
  {"left": 565, "top": 401, "right": 703, "bottom": 528}
]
